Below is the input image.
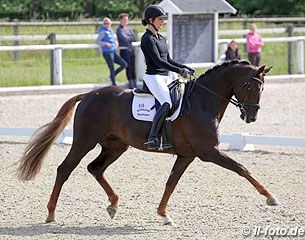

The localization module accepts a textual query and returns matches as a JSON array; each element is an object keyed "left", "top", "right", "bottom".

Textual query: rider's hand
[
  {"left": 179, "top": 68, "right": 191, "bottom": 78},
  {"left": 183, "top": 65, "right": 195, "bottom": 74}
]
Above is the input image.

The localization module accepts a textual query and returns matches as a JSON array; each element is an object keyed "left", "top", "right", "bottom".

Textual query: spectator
[
  {"left": 225, "top": 40, "right": 241, "bottom": 61},
  {"left": 246, "top": 23, "right": 264, "bottom": 66},
  {"left": 96, "top": 17, "right": 127, "bottom": 86},
  {"left": 117, "top": 13, "right": 138, "bottom": 89}
]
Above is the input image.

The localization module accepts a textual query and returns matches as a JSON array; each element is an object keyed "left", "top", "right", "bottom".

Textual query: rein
[
  {"left": 189, "top": 75, "right": 263, "bottom": 111},
  {"left": 192, "top": 79, "right": 243, "bottom": 109}
]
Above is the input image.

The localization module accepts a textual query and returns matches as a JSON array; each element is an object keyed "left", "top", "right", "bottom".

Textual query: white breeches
[{"left": 143, "top": 74, "right": 173, "bottom": 109}]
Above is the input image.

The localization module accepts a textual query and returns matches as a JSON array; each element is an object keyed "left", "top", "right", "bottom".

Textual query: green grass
[
  {"left": 0, "top": 55, "right": 129, "bottom": 86},
  {"left": 0, "top": 21, "right": 304, "bottom": 87}
]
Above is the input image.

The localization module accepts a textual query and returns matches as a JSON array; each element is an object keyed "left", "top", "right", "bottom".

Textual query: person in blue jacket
[{"left": 96, "top": 17, "right": 127, "bottom": 86}]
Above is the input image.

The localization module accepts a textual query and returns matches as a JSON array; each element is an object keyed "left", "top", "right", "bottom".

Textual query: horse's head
[{"left": 233, "top": 65, "right": 272, "bottom": 123}]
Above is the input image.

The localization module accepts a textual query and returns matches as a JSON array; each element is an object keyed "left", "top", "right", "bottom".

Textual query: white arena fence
[
  {"left": 0, "top": 36, "right": 304, "bottom": 85},
  {"left": 1, "top": 127, "right": 305, "bottom": 151},
  {"left": 0, "top": 128, "right": 73, "bottom": 145},
  {"left": 1, "top": 27, "right": 305, "bottom": 42},
  {"left": 219, "top": 133, "right": 305, "bottom": 151}
]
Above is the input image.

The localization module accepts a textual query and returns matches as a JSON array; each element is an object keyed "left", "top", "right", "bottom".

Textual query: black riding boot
[{"left": 146, "top": 103, "right": 172, "bottom": 150}]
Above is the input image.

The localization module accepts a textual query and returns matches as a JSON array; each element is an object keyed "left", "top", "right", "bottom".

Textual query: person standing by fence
[
  {"left": 246, "top": 23, "right": 264, "bottom": 66},
  {"left": 96, "top": 17, "right": 127, "bottom": 86},
  {"left": 225, "top": 40, "right": 241, "bottom": 61},
  {"left": 117, "top": 13, "right": 138, "bottom": 89}
]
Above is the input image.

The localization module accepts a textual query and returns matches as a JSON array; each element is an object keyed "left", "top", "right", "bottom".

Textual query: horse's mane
[{"left": 198, "top": 60, "right": 252, "bottom": 79}]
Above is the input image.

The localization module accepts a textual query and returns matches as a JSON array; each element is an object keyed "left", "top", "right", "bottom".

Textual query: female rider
[{"left": 140, "top": 5, "right": 194, "bottom": 150}]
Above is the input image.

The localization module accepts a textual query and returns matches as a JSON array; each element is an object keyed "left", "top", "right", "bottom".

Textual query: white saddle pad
[{"left": 132, "top": 84, "right": 185, "bottom": 122}]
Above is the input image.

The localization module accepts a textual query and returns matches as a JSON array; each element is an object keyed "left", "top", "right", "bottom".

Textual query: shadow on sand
[{"left": 0, "top": 223, "right": 164, "bottom": 237}]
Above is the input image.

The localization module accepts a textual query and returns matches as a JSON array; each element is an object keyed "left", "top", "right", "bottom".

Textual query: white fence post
[
  {"left": 53, "top": 48, "right": 63, "bottom": 85},
  {"left": 297, "top": 40, "right": 304, "bottom": 74},
  {"left": 227, "top": 133, "right": 255, "bottom": 151},
  {"left": 219, "top": 42, "right": 228, "bottom": 57},
  {"left": 54, "top": 128, "right": 73, "bottom": 144},
  {"left": 133, "top": 43, "right": 145, "bottom": 82}
]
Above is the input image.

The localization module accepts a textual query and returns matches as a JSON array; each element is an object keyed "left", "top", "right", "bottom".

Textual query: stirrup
[
  {"left": 158, "top": 137, "right": 172, "bottom": 150},
  {"left": 159, "top": 143, "right": 172, "bottom": 150},
  {"left": 145, "top": 138, "right": 160, "bottom": 150},
  {"left": 145, "top": 137, "right": 172, "bottom": 150}
]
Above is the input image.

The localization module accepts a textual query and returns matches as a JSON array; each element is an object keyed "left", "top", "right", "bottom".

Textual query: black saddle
[{"left": 133, "top": 79, "right": 182, "bottom": 115}]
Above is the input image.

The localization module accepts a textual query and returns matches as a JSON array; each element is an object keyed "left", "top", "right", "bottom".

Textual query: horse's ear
[
  {"left": 264, "top": 66, "right": 273, "bottom": 74},
  {"left": 257, "top": 65, "right": 265, "bottom": 75}
]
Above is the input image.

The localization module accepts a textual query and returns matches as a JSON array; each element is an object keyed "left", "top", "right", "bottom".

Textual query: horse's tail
[{"left": 16, "top": 93, "right": 87, "bottom": 181}]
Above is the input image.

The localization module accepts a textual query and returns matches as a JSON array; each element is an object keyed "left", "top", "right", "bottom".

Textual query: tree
[
  {"left": 227, "top": 0, "right": 305, "bottom": 16},
  {"left": 133, "top": 0, "right": 160, "bottom": 18}
]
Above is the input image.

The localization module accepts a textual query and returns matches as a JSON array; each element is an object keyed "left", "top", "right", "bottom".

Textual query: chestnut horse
[{"left": 17, "top": 60, "right": 278, "bottom": 226}]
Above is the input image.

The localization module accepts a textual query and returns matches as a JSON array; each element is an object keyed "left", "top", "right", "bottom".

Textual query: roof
[{"left": 158, "top": 0, "right": 237, "bottom": 14}]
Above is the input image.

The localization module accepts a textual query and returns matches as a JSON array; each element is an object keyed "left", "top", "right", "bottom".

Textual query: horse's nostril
[{"left": 249, "top": 116, "right": 257, "bottom": 122}]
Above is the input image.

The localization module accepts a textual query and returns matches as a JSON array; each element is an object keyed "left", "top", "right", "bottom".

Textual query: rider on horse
[{"left": 140, "top": 5, "right": 195, "bottom": 150}]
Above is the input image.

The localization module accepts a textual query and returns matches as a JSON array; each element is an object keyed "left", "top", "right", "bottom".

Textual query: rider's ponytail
[{"left": 141, "top": 19, "right": 148, "bottom": 26}]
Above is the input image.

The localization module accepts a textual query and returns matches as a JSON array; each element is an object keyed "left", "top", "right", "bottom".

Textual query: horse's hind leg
[
  {"left": 87, "top": 141, "right": 128, "bottom": 219},
  {"left": 202, "top": 148, "right": 279, "bottom": 206},
  {"left": 46, "top": 142, "right": 95, "bottom": 223}
]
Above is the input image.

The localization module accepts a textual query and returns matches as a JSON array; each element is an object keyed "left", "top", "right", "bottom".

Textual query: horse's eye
[{"left": 250, "top": 85, "right": 261, "bottom": 94}]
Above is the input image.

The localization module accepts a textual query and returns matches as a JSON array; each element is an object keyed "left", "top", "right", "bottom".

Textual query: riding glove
[
  {"left": 179, "top": 68, "right": 191, "bottom": 78},
  {"left": 183, "top": 65, "right": 195, "bottom": 74}
]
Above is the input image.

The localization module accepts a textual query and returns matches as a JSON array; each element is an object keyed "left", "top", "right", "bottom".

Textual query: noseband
[
  {"left": 233, "top": 77, "right": 264, "bottom": 111},
  {"left": 192, "top": 76, "right": 264, "bottom": 112}
]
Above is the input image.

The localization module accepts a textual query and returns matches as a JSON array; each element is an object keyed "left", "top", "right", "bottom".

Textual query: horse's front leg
[
  {"left": 157, "top": 155, "right": 194, "bottom": 226},
  {"left": 243, "top": 173, "right": 279, "bottom": 205},
  {"left": 201, "top": 147, "right": 279, "bottom": 206}
]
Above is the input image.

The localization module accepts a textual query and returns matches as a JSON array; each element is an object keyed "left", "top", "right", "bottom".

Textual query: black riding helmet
[{"left": 141, "top": 5, "right": 167, "bottom": 27}]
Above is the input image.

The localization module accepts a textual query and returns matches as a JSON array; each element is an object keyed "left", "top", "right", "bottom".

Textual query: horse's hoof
[
  {"left": 45, "top": 216, "right": 55, "bottom": 223},
  {"left": 162, "top": 215, "right": 176, "bottom": 226},
  {"left": 106, "top": 205, "right": 117, "bottom": 219},
  {"left": 266, "top": 198, "right": 280, "bottom": 206}
]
